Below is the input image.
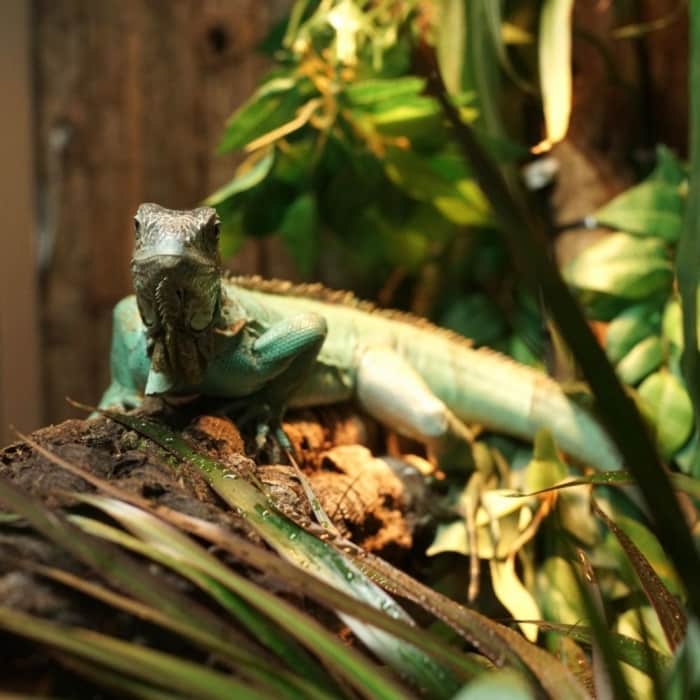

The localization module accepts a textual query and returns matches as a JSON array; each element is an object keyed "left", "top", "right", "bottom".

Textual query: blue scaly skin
[{"left": 100, "top": 203, "right": 623, "bottom": 471}]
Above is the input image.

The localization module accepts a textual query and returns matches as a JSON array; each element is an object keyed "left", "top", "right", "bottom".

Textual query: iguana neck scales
[{"left": 100, "top": 203, "right": 623, "bottom": 472}]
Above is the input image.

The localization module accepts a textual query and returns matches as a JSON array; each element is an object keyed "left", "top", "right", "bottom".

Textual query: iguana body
[{"left": 100, "top": 203, "right": 623, "bottom": 471}]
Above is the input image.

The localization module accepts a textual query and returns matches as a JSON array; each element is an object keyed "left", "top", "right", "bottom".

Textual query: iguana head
[{"left": 131, "top": 203, "right": 222, "bottom": 394}]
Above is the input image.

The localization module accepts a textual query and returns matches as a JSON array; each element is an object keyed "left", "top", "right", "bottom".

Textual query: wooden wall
[
  {"left": 0, "top": 1, "right": 41, "bottom": 445},
  {"left": 35, "top": 0, "right": 292, "bottom": 425}
]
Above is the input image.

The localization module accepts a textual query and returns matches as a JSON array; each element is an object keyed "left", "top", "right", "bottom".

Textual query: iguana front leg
[
  {"left": 206, "top": 313, "right": 327, "bottom": 450},
  {"left": 356, "top": 346, "right": 474, "bottom": 469}
]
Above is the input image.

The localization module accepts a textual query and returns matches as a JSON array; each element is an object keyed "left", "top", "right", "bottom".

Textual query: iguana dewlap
[{"left": 99, "top": 203, "right": 623, "bottom": 471}]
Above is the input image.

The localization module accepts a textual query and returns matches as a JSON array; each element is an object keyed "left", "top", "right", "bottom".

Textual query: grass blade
[
  {"left": 349, "top": 550, "right": 590, "bottom": 699},
  {"left": 100, "top": 409, "right": 460, "bottom": 698},
  {"left": 18, "top": 428, "right": 484, "bottom": 685},
  {"left": 18, "top": 559, "right": 323, "bottom": 700},
  {"left": 0, "top": 605, "right": 269, "bottom": 700},
  {"left": 0, "top": 475, "right": 252, "bottom": 654},
  {"left": 516, "top": 621, "right": 672, "bottom": 676},
  {"left": 676, "top": 0, "right": 700, "bottom": 454},
  {"left": 66, "top": 496, "right": 415, "bottom": 700},
  {"left": 592, "top": 500, "right": 687, "bottom": 652}
]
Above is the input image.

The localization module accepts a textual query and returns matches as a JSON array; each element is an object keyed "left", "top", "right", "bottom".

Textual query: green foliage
[
  {"left": 208, "top": 0, "right": 538, "bottom": 357},
  {"left": 198, "top": 2, "right": 700, "bottom": 698},
  {"left": 565, "top": 147, "right": 698, "bottom": 469}
]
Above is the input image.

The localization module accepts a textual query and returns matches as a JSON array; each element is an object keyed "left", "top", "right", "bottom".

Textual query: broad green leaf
[
  {"left": 565, "top": 233, "right": 672, "bottom": 299},
  {"left": 595, "top": 182, "right": 684, "bottom": 241},
  {"left": 662, "top": 298, "right": 684, "bottom": 356},
  {"left": 367, "top": 95, "right": 443, "bottom": 141},
  {"left": 344, "top": 77, "right": 425, "bottom": 106},
  {"left": 638, "top": 370, "right": 694, "bottom": 457},
  {"left": 524, "top": 430, "right": 568, "bottom": 493},
  {"left": 383, "top": 147, "right": 490, "bottom": 225},
  {"left": 452, "top": 669, "right": 534, "bottom": 700},
  {"left": 538, "top": 0, "right": 573, "bottom": 146},
  {"left": 205, "top": 148, "right": 275, "bottom": 206},
  {"left": 606, "top": 303, "right": 663, "bottom": 365},
  {"left": 616, "top": 606, "right": 668, "bottom": 697},
  {"left": 665, "top": 618, "right": 700, "bottom": 699},
  {"left": 537, "top": 557, "right": 586, "bottom": 625},
  {"left": 427, "top": 520, "right": 473, "bottom": 557},
  {"left": 490, "top": 557, "right": 540, "bottom": 641},
  {"left": 652, "top": 144, "right": 686, "bottom": 186},
  {"left": 242, "top": 179, "right": 297, "bottom": 237},
  {"left": 219, "top": 84, "right": 305, "bottom": 153},
  {"left": 440, "top": 294, "right": 508, "bottom": 345},
  {"left": 615, "top": 335, "right": 663, "bottom": 386},
  {"left": 279, "top": 193, "right": 319, "bottom": 276}
]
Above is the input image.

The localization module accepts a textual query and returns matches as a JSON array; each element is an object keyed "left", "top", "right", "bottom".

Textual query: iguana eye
[{"left": 133, "top": 218, "right": 141, "bottom": 236}]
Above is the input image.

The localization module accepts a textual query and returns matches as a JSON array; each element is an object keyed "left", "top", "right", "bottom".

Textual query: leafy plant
[
  {"left": 198, "top": 2, "right": 700, "bottom": 699},
  {"left": 207, "top": 0, "right": 542, "bottom": 364}
]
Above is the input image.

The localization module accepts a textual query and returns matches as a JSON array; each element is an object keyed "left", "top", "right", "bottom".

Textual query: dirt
[{"left": 0, "top": 403, "right": 426, "bottom": 695}]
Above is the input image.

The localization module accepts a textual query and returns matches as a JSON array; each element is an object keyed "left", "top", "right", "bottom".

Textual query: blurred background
[
  {"left": 1, "top": 1, "right": 294, "bottom": 444},
  {"left": 0, "top": 0, "right": 689, "bottom": 446}
]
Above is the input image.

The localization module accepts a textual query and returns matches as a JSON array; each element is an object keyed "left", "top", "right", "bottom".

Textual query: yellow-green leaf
[{"left": 538, "top": 0, "right": 573, "bottom": 146}]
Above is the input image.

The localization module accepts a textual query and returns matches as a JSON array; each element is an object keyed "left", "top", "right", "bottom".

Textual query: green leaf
[
  {"left": 615, "top": 335, "right": 664, "bottom": 386},
  {"left": 637, "top": 370, "right": 694, "bottom": 458},
  {"left": 367, "top": 95, "right": 444, "bottom": 142},
  {"left": 440, "top": 294, "right": 508, "bottom": 345},
  {"left": 652, "top": 145, "right": 686, "bottom": 186},
  {"left": 537, "top": 557, "right": 586, "bottom": 625},
  {"left": 595, "top": 182, "right": 684, "bottom": 241},
  {"left": 0, "top": 606, "right": 266, "bottom": 700},
  {"left": 219, "top": 82, "right": 305, "bottom": 153},
  {"left": 279, "top": 193, "right": 319, "bottom": 276},
  {"left": 489, "top": 557, "right": 540, "bottom": 641},
  {"left": 606, "top": 303, "right": 663, "bottom": 365},
  {"left": 565, "top": 233, "right": 672, "bottom": 299},
  {"left": 662, "top": 297, "right": 684, "bottom": 357},
  {"left": 593, "top": 501, "right": 687, "bottom": 651},
  {"left": 205, "top": 148, "right": 276, "bottom": 206},
  {"left": 344, "top": 77, "right": 426, "bottom": 106},
  {"left": 437, "top": 0, "right": 466, "bottom": 94},
  {"left": 452, "top": 669, "right": 535, "bottom": 700},
  {"left": 665, "top": 618, "right": 700, "bottom": 699},
  {"left": 539, "top": 0, "right": 574, "bottom": 146},
  {"left": 383, "top": 147, "right": 491, "bottom": 225},
  {"left": 422, "top": 57, "right": 700, "bottom": 618},
  {"left": 524, "top": 430, "right": 568, "bottom": 493},
  {"left": 462, "top": 0, "right": 505, "bottom": 138}
]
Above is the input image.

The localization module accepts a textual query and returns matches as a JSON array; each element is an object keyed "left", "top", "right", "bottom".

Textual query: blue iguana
[{"left": 99, "top": 203, "right": 623, "bottom": 471}]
